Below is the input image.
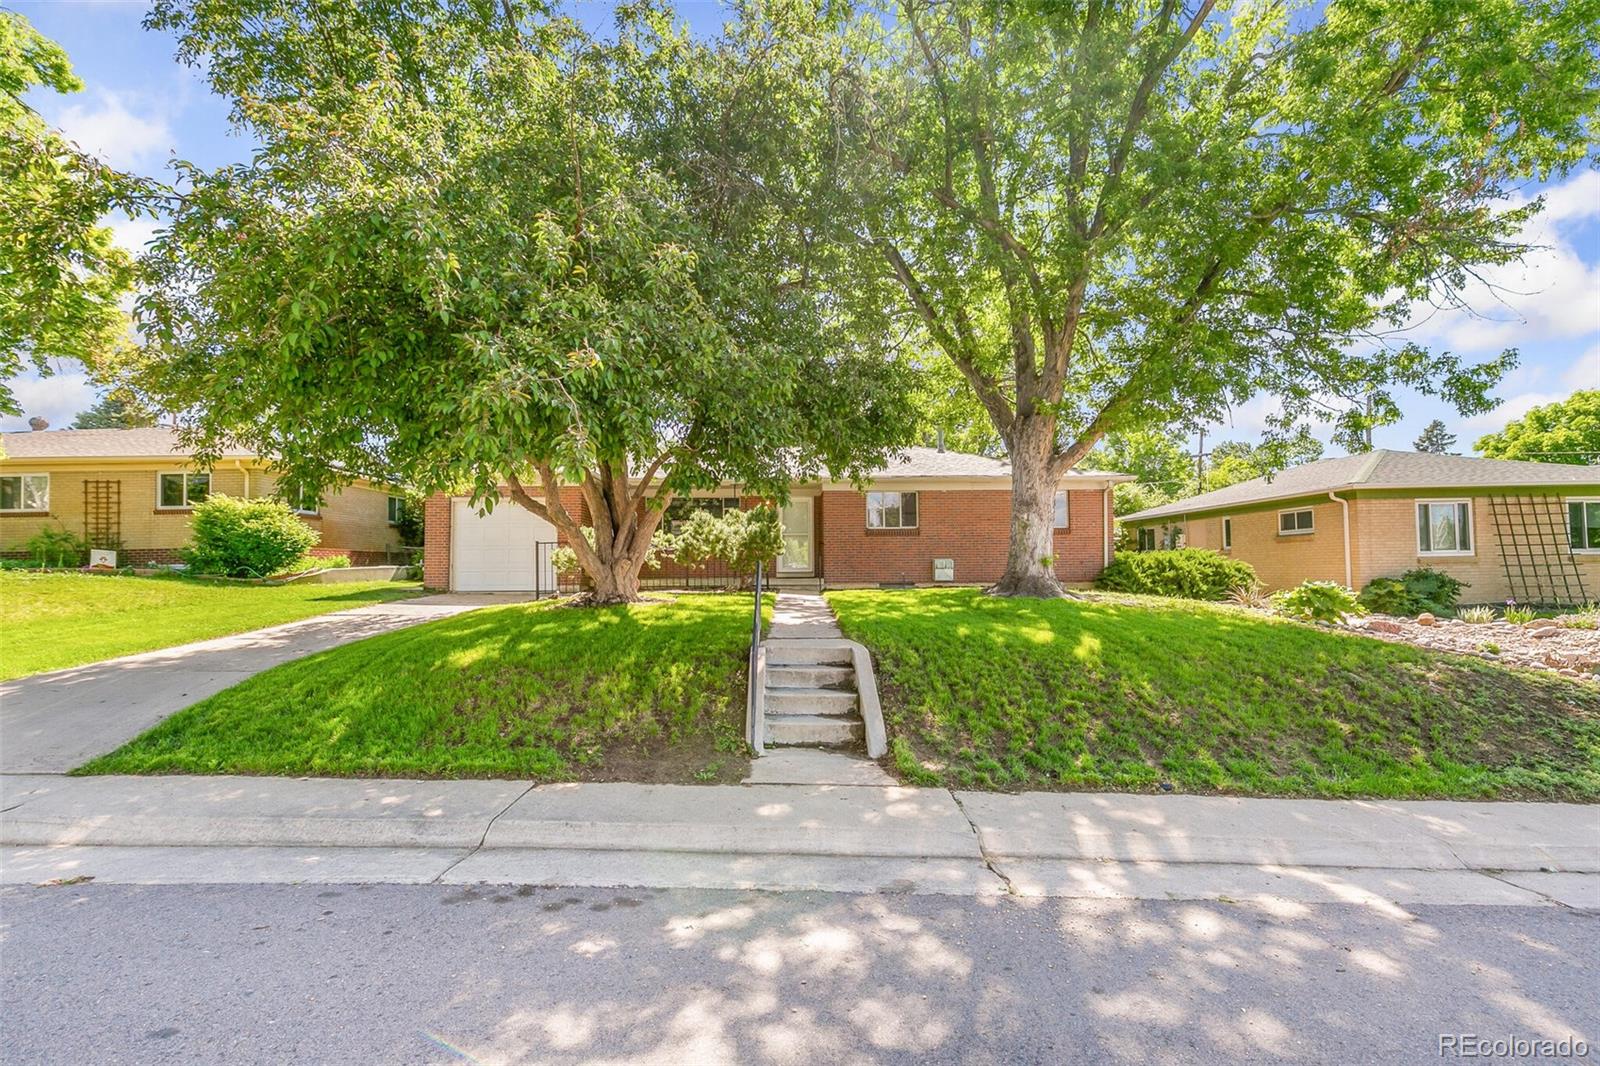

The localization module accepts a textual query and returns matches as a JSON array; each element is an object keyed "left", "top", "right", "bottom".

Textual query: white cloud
[
  {"left": 1562, "top": 342, "right": 1600, "bottom": 390},
  {"left": 51, "top": 89, "right": 173, "bottom": 170},
  {"left": 106, "top": 215, "right": 162, "bottom": 255},
  {"left": 1401, "top": 170, "right": 1600, "bottom": 354},
  {"left": 2, "top": 364, "right": 99, "bottom": 433}
]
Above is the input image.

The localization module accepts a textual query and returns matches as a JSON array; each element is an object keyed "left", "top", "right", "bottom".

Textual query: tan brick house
[
  {"left": 1124, "top": 450, "right": 1600, "bottom": 606},
  {"left": 422, "top": 447, "right": 1133, "bottom": 592},
  {"left": 1, "top": 427, "right": 408, "bottom": 565}
]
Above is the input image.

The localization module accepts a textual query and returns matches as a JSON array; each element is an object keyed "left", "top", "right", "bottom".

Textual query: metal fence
[{"left": 533, "top": 541, "right": 756, "bottom": 597}]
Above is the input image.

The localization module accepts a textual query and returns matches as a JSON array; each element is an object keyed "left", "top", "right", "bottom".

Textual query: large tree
[
  {"left": 137, "top": 0, "right": 914, "bottom": 602},
  {"left": 0, "top": 12, "right": 149, "bottom": 416},
  {"left": 1413, "top": 418, "right": 1458, "bottom": 454},
  {"left": 70, "top": 389, "right": 159, "bottom": 429},
  {"left": 1475, "top": 391, "right": 1600, "bottom": 464},
  {"left": 828, "top": 0, "right": 1599, "bottom": 595}
]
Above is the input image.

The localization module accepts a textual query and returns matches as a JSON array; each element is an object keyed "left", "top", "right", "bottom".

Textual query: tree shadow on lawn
[
  {"left": 76, "top": 595, "right": 757, "bottom": 783},
  {"left": 826, "top": 587, "right": 1600, "bottom": 800}
]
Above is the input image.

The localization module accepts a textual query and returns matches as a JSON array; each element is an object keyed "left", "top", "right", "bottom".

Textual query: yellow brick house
[
  {"left": 1, "top": 427, "right": 408, "bottom": 565},
  {"left": 1124, "top": 450, "right": 1600, "bottom": 606}
]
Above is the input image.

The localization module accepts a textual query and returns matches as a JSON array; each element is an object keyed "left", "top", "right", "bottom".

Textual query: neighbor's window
[
  {"left": 1053, "top": 490, "right": 1069, "bottom": 529},
  {"left": 388, "top": 495, "right": 406, "bottom": 524},
  {"left": 158, "top": 472, "right": 210, "bottom": 509},
  {"left": 1137, "top": 527, "right": 1156, "bottom": 551},
  {"left": 1417, "top": 500, "right": 1472, "bottom": 555},
  {"left": 1223, "top": 517, "right": 1233, "bottom": 550},
  {"left": 866, "top": 491, "right": 918, "bottom": 529},
  {"left": 1278, "top": 508, "right": 1314, "bottom": 535},
  {"left": 0, "top": 474, "right": 49, "bottom": 513},
  {"left": 1568, "top": 499, "right": 1600, "bottom": 552},
  {"left": 665, "top": 496, "right": 740, "bottom": 533}
]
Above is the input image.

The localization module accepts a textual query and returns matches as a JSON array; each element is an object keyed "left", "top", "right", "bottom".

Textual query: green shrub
[
  {"left": 184, "top": 495, "right": 319, "bottom": 578},
  {"left": 1357, "top": 567, "right": 1468, "bottom": 616},
  {"left": 673, "top": 505, "right": 783, "bottom": 576},
  {"left": 273, "top": 553, "right": 350, "bottom": 576},
  {"left": 25, "top": 526, "right": 88, "bottom": 567},
  {"left": 1503, "top": 605, "right": 1536, "bottom": 624},
  {"left": 1095, "top": 549, "right": 1257, "bottom": 600},
  {"left": 1273, "top": 580, "right": 1364, "bottom": 623},
  {"left": 1458, "top": 605, "right": 1496, "bottom": 624}
]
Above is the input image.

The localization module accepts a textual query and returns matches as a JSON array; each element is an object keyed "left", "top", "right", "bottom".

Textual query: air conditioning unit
[{"left": 932, "top": 558, "right": 955, "bottom": 582}]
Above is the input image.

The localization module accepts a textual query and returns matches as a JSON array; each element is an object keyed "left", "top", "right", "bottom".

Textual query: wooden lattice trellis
[
  {"left": 82, "top": 479, "right": 122, "bottom": 552},
  {"left": 1487, "top": 494, "right": 1588, "bottom": 607}
]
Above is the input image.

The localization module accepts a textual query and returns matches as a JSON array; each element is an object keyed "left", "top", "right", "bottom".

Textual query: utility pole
[{"left": 1194, "top": 427, "right": 1206, "bottom": 489}]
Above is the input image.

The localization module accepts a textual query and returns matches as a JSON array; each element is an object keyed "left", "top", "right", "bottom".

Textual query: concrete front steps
[{"left": 763, "top": 643, "right": 864, "bottom": 749}]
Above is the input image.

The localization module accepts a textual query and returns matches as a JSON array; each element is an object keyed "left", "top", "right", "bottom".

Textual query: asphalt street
[{"left": 1, "top": 883, "right": 1594, "bottom": 1064}]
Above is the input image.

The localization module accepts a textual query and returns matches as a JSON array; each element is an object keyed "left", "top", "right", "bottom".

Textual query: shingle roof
[
  {"left": 1124, "top": 449, "right": 1600, "bottom": 522},
  {"left": 0, "top": 427, "right": 255, "bottom": 460},
  {"left": 864, "top": 446, "right": 1132, "bottom": 481}
]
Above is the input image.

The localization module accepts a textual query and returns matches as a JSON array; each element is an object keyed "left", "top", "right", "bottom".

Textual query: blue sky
[{"left": 7, "top": 0, "right": 1597, "bottom": 457}]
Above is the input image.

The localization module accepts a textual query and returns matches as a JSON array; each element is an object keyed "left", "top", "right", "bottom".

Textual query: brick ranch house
[
  {"left": 1124, "top": 450, "right": 1600, "bottom": 606},
  {"left": 0, "top": 427, "right": 408, "bottom": 566},
  {"left": 423, "top": 447, "right": 1134, "bottom": 592}
]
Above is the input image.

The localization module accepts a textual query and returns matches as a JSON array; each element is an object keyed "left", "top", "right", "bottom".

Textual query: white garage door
[{"left": 451, "top": 498, "right": 559, "bottom": 592}]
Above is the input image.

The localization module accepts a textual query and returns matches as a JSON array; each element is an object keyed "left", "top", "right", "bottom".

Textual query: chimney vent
[{"left": 27, "top": 417, "right": 48, "bottom": 432}]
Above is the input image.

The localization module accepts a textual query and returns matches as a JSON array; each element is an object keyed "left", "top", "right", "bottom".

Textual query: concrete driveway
[{"left": 0, "top": 594, "right": 525, "bottom": 774}]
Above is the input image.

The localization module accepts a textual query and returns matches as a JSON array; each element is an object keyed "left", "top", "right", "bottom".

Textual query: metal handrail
[{"left": 746, "top": 561, "right": 764, "bottom": 750}]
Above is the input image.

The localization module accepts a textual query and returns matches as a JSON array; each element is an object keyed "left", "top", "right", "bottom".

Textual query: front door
[{"left": 778, "top": 497, "right": 814, "bottom": 574}]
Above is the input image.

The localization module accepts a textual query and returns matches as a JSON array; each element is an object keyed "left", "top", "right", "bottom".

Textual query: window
[
  {"left": 1568, "top": 499, "right": 1600, "bottom": 552},
  {"left": 1053, "top": 491, "right": 1069, "bottom": 529},
  {"left": 1137, "top": 527, "right": 1156, "bottom": 551},
  {"left": 1278, "top": 508, "right": 1314, "bottom": 535},
  {"left": 158, "top": 472, "right": 209, "bottom": 509},
  {"left": 285, "top": 485, "right": 320, "bottom": 515},
  {"left": 388, "top": 495, "right": 406, "bottom": 525},
  {"left": 1222, "top": 517, "right": 1233, "bottom": 551},
  {"left": 665, "top": 496, "right": 740, "bottom": 533},
  {"left": 0, "top": 474, "right": 49, "bottom": 513},
  {"left": 866, "top": 491, "right": 918, "bottom": 529},
  {"left": 1417, "top": 500, "right": 1472, "bottom": 555}
]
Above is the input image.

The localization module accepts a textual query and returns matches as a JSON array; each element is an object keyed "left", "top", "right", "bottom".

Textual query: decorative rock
[
  {"left": 1416, "top": 612, "right": 1436, "bottom": 627},
  {"left": 1367, "top": 619, "right": 1404, "bottom": 635}
]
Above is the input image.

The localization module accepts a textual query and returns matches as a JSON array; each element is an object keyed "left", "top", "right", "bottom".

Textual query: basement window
[{"left": 1223, "top": 517, "right": 1233, "bottom": 551}]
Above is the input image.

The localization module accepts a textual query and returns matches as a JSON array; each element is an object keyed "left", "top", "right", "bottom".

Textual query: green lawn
[
  {"left": 828, "top": 587, "right": 1600, "bottom": 801},
  {"left": 0, "top": 571, "right": 423, "bottom": 681},
  {"left": 78, "top": 593, "right": 766, "bottom": 782}
]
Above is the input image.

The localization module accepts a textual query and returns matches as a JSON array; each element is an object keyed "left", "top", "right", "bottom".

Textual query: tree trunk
[
  {"left": 990, "top": 414, "right": 1066, "bottom": 598},
  {"left": 582, "top": 558, "right": 643, "bottom": 605}
]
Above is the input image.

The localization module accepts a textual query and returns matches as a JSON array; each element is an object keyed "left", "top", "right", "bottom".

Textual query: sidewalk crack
[
  {"left": 948, "top": 789, "right": 1016, "bottom": 895},
  {"left": 430, "top": 782, "right": 536, "bottom": 885}
]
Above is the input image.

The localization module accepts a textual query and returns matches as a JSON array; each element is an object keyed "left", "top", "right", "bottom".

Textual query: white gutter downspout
[
  {"left": 1103, "top": 486, "right": 1112, "bottom": 567},
  {"left": 1329, "top": 491, "right": 1352, "bottom": 588},
  {"left": 234, "top": 459, "right": 250, "bottom": 498}
]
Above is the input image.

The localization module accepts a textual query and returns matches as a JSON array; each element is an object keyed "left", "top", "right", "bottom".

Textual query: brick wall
[
  {"left": 0, "top": 461, "right": 400, "bottom": 561},
  {"left": 1352, "top": 495, "right": 1600, "bottom": 605},
  {"left": 1165, "top": 501, "right": 1349, "bottom": 591},
  {"left": 818, "top": 487, "right": 1110, "bottom": 587}
]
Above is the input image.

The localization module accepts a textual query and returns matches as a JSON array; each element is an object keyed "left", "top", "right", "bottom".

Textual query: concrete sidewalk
[
  {"left": 3, "top": 774, "right": 1595, "bottom": 906},
  {"left": 0, "top": 593, "right": 519, "bottom": 774}
]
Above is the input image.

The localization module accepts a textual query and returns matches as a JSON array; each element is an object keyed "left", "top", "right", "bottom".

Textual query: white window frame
[
  {"left": 1222, "top": 517, "right": 1233, "bottom": 551},
  {"left": 288, "top": 485, "right": 320, "bottom": 516},
  {"left": 866, "top": 491, "right": 919, "bottom": 530},
  {"left": 0, "top": 473, "right": 50, "bottom": 514},
  {"left": 1416, "top": 498, "right": 1473, "bottom": 557},
  {"left": 157, "top": 471, "right": 210, "bottom": 510},
  {"left": 1277, "top": 508, "right": 1315, "bottom": 536},
  {"left": 1568, "top": 497, "right": 1600, "bottom": 554},
  {"left": 1137, "top": 526, "right": 1156, "bottom": 551},
  {"left": 665, "top": 495, "right": 741, "bottom": 534},
  {"left": 1053, "top": 490, "right": 1069, "bottom": 529},
  {"left": 388, "top": 495, "right": 406, "bottom": 525}
]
